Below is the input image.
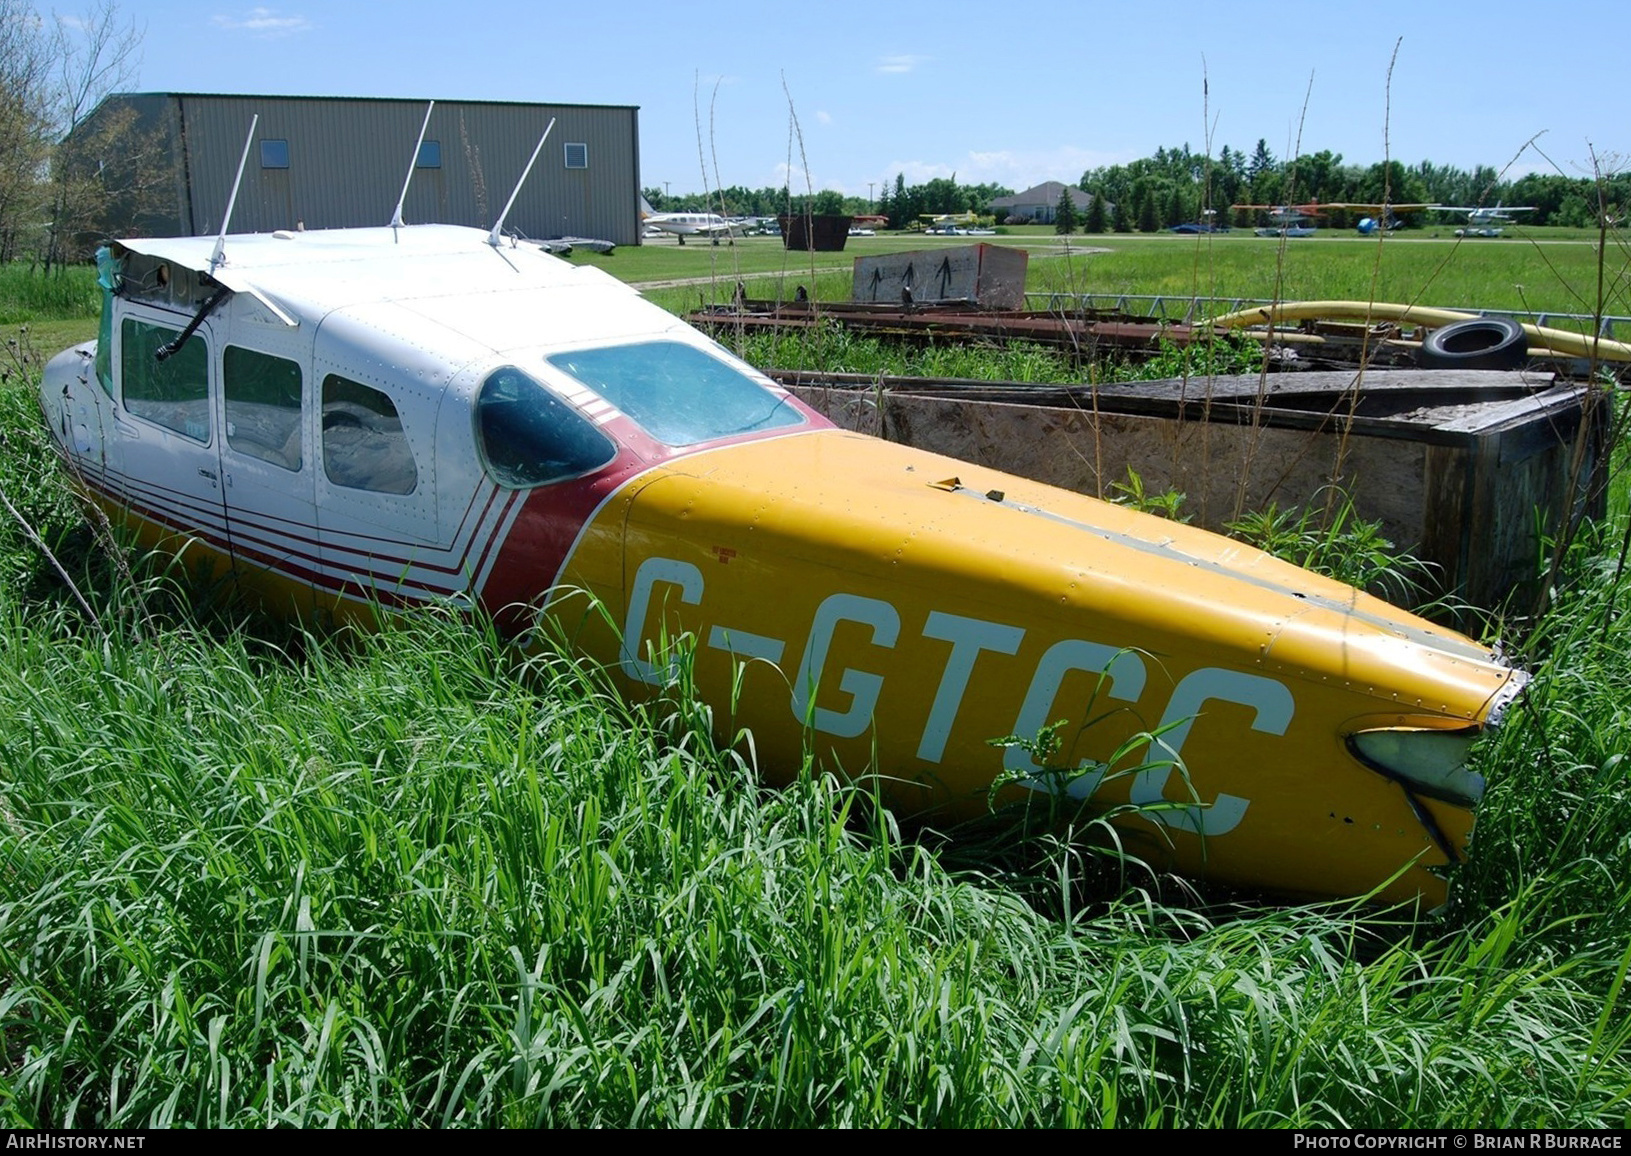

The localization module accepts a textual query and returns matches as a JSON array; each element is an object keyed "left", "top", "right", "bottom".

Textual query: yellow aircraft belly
[{"left": 559, "top": 430, "right": 1517, "bottom": 905}]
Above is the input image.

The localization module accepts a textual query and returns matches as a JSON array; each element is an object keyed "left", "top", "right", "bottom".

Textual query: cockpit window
[
  {"left": 477, "top": 368, "right": 616, "bottom": 489},
  {"left": 546, "top": 341, "right": 803, "bottom": 447},
  {"left": 121, "top": 318, "right": 209, "bottom": 442}
]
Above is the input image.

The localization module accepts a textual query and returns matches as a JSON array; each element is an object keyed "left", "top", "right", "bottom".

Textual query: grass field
[
  {"left": 577, "top": 227, "right": 1630, "bottom": 324},
  {"left": 0, "top": 265, "right": 101, "bottom": 327},
  {"left": 2, "top": 238, "right": 1630, "bottom": 1126}
]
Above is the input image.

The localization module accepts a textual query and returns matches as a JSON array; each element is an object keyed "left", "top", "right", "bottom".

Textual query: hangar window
[
  {"left": 321, "top": 374, "right": 418, "bottom": 494},
  {"left": 547, "top": 341, "right": 804, "bottom": 447},
  {"left": 564, "top": 142, "right": 588, "bottom": 170},
  {"left": 477, "top": 368, "right": 615, "bottom": 489},
  {"left": 416, "top": 140, "right": 441, "bottom": 169},
  {"left": 260, "top": 139, "right": 290, "bottom": 169},
  {"left": 121, "top": 318, "right": 210, "bottom": 443},
  {"left": 225, "top": 346, "right": 303, "bottom": 471}
]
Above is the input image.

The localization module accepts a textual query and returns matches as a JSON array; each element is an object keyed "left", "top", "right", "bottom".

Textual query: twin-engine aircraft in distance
[
  {"left": 640, "top": 210, "right": 737, "bottom": 243},
  {"left": 37, "top": 117, "right": 1528, "bottom": 906}
]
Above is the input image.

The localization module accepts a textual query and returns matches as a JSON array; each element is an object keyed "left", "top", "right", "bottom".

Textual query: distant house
[
  {"left": 72, "top": 92, "right": 642, "bottom": 246},
  {"left": 989, "top": 181, "right": 1095, "bottom": 224}
]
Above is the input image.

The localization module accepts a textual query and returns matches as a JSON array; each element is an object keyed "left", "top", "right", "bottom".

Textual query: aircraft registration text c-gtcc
[{"left": 41, "top": 221, "right": 1527, "bottom": 905}]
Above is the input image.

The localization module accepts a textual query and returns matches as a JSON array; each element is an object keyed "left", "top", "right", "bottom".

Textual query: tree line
[
  {"left": 1074, "top": 141, "right": 1629, "bottom": 232},
  {"left": 652, "top": 143, "right": 1626, "bottom": 236},
  {"left": 641, "top": 185, "right": 870, "bottom": 218},
  {"left": 642, "top": 176, "right": 1018, "bottom": 228}
]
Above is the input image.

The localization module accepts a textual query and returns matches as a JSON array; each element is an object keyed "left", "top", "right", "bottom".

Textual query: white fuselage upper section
[{"left": 122, "top": 225, "right": 692, "bottom": 363}]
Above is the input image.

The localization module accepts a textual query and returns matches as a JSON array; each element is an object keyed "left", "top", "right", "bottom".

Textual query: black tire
[{"left": 1416, "top": 317, "right": 1528, "bottom": 370}]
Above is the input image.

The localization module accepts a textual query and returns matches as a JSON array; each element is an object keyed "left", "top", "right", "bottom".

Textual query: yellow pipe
[{"left": 1208, "top": 300, "right": 1631, "bottom": 363}]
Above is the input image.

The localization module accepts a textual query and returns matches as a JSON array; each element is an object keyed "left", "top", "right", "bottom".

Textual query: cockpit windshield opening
[{"left": 547, "top": 341, "right": 803, "bottom": 447}]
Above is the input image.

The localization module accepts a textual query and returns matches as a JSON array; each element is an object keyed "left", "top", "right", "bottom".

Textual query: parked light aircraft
[
  {"left": 1437, "top": 202, "right": 1537, "bottom": 237},
  {"left": 640, "top": 211, "right": 736, "bottom": 244},
  {"left": 919, "top": 213, "right": 978, "bottom": 228},
  {"left": 38, "top": 128, "right": 1528, "bottom": 903},
  {"left": 1233, "top": 203, "right": 1324, "bottom": 237},
  {"left": 1318, "top": 202, "right": 1437, "bottom": 235}
]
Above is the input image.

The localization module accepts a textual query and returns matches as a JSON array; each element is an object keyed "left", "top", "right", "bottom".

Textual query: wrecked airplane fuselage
[{"left": 40, "top": 225, "right": 1525, "bottom": 904}]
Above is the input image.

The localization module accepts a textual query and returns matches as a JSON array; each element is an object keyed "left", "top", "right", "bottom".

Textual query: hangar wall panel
[{"left": 87, "top": 93, "right": 640, "bottom": 246}]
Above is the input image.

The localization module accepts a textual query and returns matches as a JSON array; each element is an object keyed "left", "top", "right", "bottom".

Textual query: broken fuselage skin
[{"left": 40, "top": 225, "right": 1524, "bottom": 905}]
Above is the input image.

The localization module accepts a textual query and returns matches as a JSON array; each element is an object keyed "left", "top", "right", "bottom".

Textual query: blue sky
[{"left": 56, "top": 0, "right": 1627, "bottom": 199}]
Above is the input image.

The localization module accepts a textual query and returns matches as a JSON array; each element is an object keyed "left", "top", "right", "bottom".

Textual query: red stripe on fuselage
[{"left": 476, "top": 450, "right": 650, "bottom": 626}]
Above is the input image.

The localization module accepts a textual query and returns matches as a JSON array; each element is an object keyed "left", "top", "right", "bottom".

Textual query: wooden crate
[{"left": 782, "top": 368, "right": 1608, "bottom": 615}]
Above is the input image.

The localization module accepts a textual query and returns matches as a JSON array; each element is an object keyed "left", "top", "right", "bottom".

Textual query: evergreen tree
[
  {"left": 1112, "top": 197, "right": 1131, "bottom": 233},
  {"left": 1054, "top": 187, "right": 1078, "bottom": 234},
  {"left": 1248, "top": 138, "right": 1276, "bottom": 184},
  {"left": 1084, "top": 191, "right": 1106, "bottom": 234},
  {"left": 1137, "top": 190, "right": 1160, "bottom": 233},
  {"left": 886, "top": 173, "right": 911, "bottom": 230}
]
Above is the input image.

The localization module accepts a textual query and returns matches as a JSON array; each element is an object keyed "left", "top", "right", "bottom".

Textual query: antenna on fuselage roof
[
  {"left": 389, "top": 100, "right": 435, "bottom": 236},
  {"left": 487, "top": 117, "right": 555, "bottom": 247},
  {"left": 209, "top": 114, "right": 258, "bottom": 273}
]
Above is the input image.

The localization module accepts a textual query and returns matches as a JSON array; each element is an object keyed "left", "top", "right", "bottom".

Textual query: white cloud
[
  {"left": 211, "top": 8, "right": 312, "bottom": 36},
  {"left": 764, "top": 164, "right": 887, "bottom": 201},
  {"left": 875, "top": 54, "right": 927, "bottom": 75},
  {"left": 815, "top": 110, "right": 832, "bottom": 126},
  {"left": 771, "top": 160, "right": 826, "bottom": 194}
]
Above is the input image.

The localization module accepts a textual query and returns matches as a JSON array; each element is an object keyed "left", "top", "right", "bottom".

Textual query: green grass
[
  {"left": 1027, "top": 231, "right": 1631, "bottom": 318},
  {"left": 713, "top": 324, "right": 1262, "bottom": 392},
  {"left": 592, "top": 228, "right": 1631, "bottom": 326},
  {"left": 723, "top": 323, "right": 1078, "bottom": 383},
  {"left": 2, "top": 555, "right": 1629, "bottom": 1126},
  {"left": 0, "top": 266, "right": 100, "bottom": 326}
]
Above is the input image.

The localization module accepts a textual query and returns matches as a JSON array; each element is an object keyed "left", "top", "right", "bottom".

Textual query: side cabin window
[
  {"left": 476, "top": 368, "right": 615, "bottom": 489},
  {"left": 321, "top": 374, "right": 418, "bottom": 495},
  {"left": 224, "top": 346, "right": 303, "bottom": 471},
  {"left": 546, "top": 341, "right": 804, "bottom": 448},
  {"left": 121, "top": 318, "right": 210, "bottom": 443}
]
